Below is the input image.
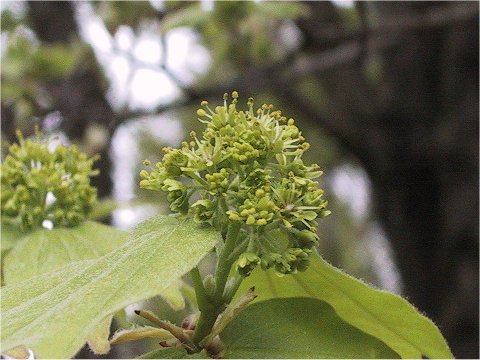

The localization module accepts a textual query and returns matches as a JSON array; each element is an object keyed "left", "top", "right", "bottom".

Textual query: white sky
[{"left": 75, "top": 1, "right": 210, "bottom": 111}]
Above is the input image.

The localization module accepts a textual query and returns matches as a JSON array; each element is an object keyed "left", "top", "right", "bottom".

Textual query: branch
[
  {"left": 303, "top": 2, "right": 478, "bottom": 43},
  {"left": 109, "top": 28, "right": 396, "bottom": 134}
]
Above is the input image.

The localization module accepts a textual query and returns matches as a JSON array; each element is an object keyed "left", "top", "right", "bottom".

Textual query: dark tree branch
[{"left": 27, "top": 1, "right": 116, "bottom": 199}]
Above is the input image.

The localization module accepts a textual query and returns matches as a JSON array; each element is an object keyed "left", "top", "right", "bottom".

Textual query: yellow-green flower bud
[
  {"left": 139, "top": 93, "right": 330, "bottom": 275},
  {"left": 1, "top": 131, "right": 98, "bottom": 230},
  {"left": 236, "top": 252, "right": 260, "bottom": 277},
  {"left": 192, "top": 199, "right": 215, "bottom": 224}
]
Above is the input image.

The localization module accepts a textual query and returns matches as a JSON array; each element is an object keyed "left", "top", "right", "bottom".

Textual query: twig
[{"left": 134, "top": 309, "right": 196, "bottom": 351}]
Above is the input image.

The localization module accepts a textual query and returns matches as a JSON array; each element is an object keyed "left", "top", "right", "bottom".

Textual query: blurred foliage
[
  {"left": 1, "top": 7, "right": 24, "bottom": 32},
  {"left": 1, "top": 26, "right": 85, "bottom": 131},
  {"left": 161, "top": 1, "right": 306, "bottom": 73},
  {"left": 94, "top": 1, "right": 159, "bottom": 34}
]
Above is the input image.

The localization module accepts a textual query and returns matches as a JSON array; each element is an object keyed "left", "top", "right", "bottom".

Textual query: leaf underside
[
  {"left": 221, "top": 297, "right": 399, "bottom": 359},
  {"left": 1, "top": 215, "right": 218, "bottom": 359},
  {"left": 237, "top": 253, "right": 453, "bottom": 359}
]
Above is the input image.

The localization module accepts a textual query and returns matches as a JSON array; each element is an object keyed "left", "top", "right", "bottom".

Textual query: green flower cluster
[
  {"left": 1, "top": 131, "right": 99, "bottom": 231},
  {"left": 140, "top": 92, "right": 330, "bottom": 275}
]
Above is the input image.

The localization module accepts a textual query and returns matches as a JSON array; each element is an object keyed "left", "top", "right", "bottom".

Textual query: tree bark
[{"left": 27, "top": 1, "right": 115, "bottom": 199}]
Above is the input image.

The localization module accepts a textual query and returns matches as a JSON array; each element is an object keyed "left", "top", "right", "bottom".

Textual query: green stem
[
  {"left": 135, "top": 309, "right": 196, "bottom": 351},
  {"left": 190, "top": 266, "right": 210, "bottom": 312},
  {"left": 224, "top": 274, "right": 245, "bottom": 304},
  {"left": 191, "top": 306, "right": 219, "bottom": 345},
  {"left": 191, "top": 222, "right": 242, "bottom": 346},
  {"left": 227, "top": 234, "right": 250, "bottom": 263},
  {"left": 191, "top": 267, "right": 217, "bottom": 346},
  {"left": 214, "top": 222, "right": 241, "bottom": 300}
]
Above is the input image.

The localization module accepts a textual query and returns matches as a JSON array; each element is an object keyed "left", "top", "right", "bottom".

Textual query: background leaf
[
  {"left": 161, "top": 4, "right": 208, "bottom": 32},
  {"left": 139, "top": 347, "right": 209, "bottom": 359},
  {"left": 1, "top": 215, "right": 218, "bottom": 358},
  {"left": 237, "top": 253, "right": 453, "bottom": 359},
  {"left": 255, "top": 2, "right": 307, "bottom": 19},
  {"left": 139, "top": 347, "right": 188, "bottom": 359},
  {"left": 3, "top": 221, "right": 128, "bottom": 284},
  {"left": 221, "top": 297, "right": 399, "bottom": 359},
  {"left": 161, "top": 280, "right": 187, "bottom": 311}
]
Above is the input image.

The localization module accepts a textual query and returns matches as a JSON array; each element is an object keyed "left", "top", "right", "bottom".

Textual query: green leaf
[
  {"left": 1, "top": 223, "right": 27, "bottom": 253},
  {"left": 161, "top": 280, "right": 187, "bottom": 311},
  {"left": 31, "top": 44, "right": 83, "bottom": 79},
  {"left": 138, "top": 348, "right": 209, "bottom": 359},
  {"left": 1, "top": 215, "right": 218, "bottom": 358},
  {"left": 238, "top": 253, "right": 453, "bottom": 359},
  {"left": 221, "top": 297, "right": 399, "bottom": 358},
  {"left": 87, "top": 198, "right": 119, "bottom": 220},
  {"left": 138, "top": 347, "right": 188, "bottom": 359},
  {"left": 86, "top": 315, "right": 113, "bottom": 355},
  {"left": 110, "top": 325, "right": 172, "bottom": 345},
  {"left": 255, "top": 2, "right": 307, "bottom": 19},
  {"left": 1, "top": 223, "right": 28, "bottom": 286},
  {"left": 3, "top": 221, "right": 128, "bottom": 284}
]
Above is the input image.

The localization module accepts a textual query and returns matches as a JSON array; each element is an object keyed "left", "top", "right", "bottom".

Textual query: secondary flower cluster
[
  {"left": 1, "top": 131, "right": 98, "bottom": 231},
  {"left": 140, "top": 93, "right": 329, "bottom": 275}
]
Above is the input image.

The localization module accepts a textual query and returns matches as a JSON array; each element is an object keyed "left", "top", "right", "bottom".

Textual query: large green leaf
[
  {"left": 138, "top": 347, "right": 189, "bottom": 359},
  {"left": 221, "top": 297, "right": 399, "bottom": 358},
  {"left": 1, "top": 215, "right": 218, "bottom": 358},
  {"left": 1, "top": 223, "right": 26, "bottom": 254},
  {"left": 3, "top": 221, "right": 128, "bottom": 284},
  {"left": 1, "top": 223, "right": 28, "bottom": 286},
  {"left": 138, "top": 347, "right": 208, "bottom": 359},
  {"left": 86, "top": 315, "right": 114, "bottom": 355},
  {"left": 238, "top": 253, "right": 452, "bottom": 359}
]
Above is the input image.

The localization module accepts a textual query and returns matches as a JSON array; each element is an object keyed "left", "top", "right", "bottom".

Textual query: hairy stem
[
  {"left": 190, "top": 266, "right": 211, "bottom": 312},
  {"left": 191, "top": 222, "right": 242, "bottom": 346},
  {"left": 135, "top": 309, "right": 195, "bottom": 350},
  {"left": 224, "top": 274, "right": 245, "bottom": 304},
  {"left": 191, "top": 305, "right": 219, "bottom": 346},
  {"left": 214, "top": 222, "right": 241, "bottom": 300}
]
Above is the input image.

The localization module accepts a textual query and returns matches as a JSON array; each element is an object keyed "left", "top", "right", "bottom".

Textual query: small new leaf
[{"left": 110, "top": 326, "right": 173, "bottom": 345}]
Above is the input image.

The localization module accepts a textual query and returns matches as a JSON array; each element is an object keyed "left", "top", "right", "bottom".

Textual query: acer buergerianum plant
[{"left": 0, "top": 94, "right": 453, "bottom": 359}]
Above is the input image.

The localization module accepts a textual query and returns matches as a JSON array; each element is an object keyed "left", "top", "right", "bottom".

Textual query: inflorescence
[
  {"left": 1, "top": 130, "right": 99, "bottom": 231},
  {"left": 140, "top": 92, "right": 330, "bottom": 275}
]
